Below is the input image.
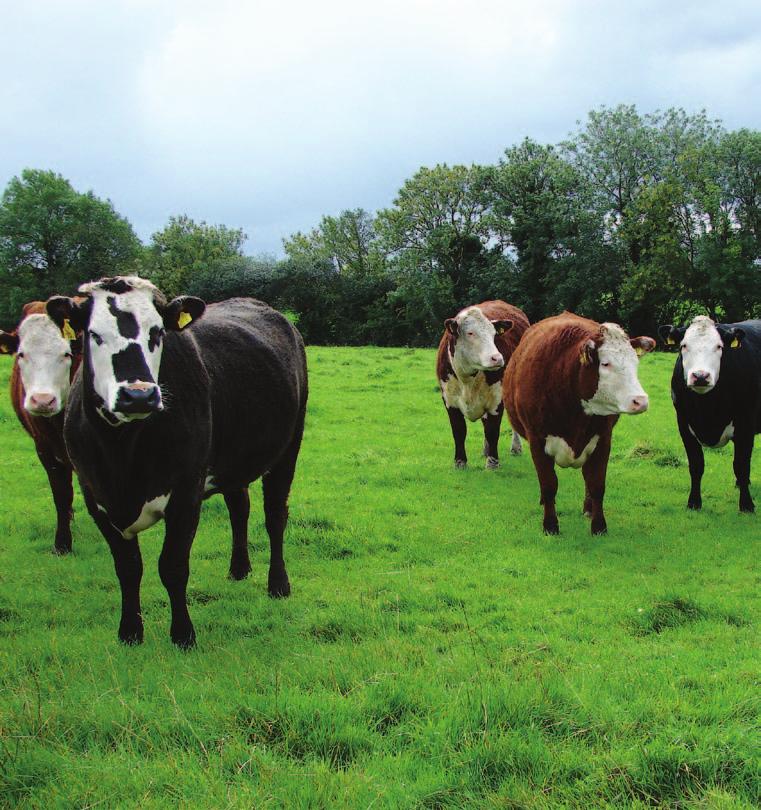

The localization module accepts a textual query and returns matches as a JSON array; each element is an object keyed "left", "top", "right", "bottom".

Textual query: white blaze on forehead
[
  {"left": 17, "top": 314, "right": 73, "bottom": 413},
  {"left": 451, "top": 307, "right": 503, "bottom": 373},
  {"left": 582, "top": 323, "right": 648, "bottom": 416},
  {"left": 681, "top": 316, "right": 722, "bottom": 390}
]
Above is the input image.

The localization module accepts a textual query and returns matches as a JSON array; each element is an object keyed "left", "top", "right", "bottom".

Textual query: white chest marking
[
  {"left": 690, "top": 422, "right": 734, "bottom": 449},
  {"left": 545, "top": 435, "right": 600, "bottom": 469},
  {"left": 441, "top": 375, "right": 501, "bottom": 421},
  {"left": 121, "top": 493, "right": 170, "bottom": 539}
]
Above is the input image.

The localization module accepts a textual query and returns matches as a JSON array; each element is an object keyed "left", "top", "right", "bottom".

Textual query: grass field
[{"left": 0, "top": 348, "right": 758, "bottom": 808}]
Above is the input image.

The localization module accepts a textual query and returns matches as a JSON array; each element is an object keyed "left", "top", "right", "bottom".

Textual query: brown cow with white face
[
  {"left": 0, "top": 302, "right": 82, "bottom": 553},
  {"left": 503, "top": 312, "right": 655, "bottom": 535},
  {"left": 437, "top": 300, "right": 529, "bottom": 469}
]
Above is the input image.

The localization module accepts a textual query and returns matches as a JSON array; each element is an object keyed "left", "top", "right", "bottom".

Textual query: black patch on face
[
  {"left": 98, "top": 278, "right": 134, "bottom": 295},
  {"left": 148, "top": 325, "right": 164, "bottom": 352},
  {"left": 112, "top": 342, "right": 154, "bottom": 384},
  {"left": 107, "top": 296, "right": 139, "bottom": 339}
]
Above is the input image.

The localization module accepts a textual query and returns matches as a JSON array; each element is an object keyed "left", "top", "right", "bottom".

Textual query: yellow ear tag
[
  {"left": 0, "top": 344, "right": 8, "bottom": 354},
  {"left": 496, "top": 327, "right": 504, "bottom": 335},
  {"left": 731, "top": 337, "right": 739, "bottom": 348},
  {"left": 178, "top": 311, "right": 192, "bottom": 329},
  {"left": 579, "top": 351, "right": 589, "bottom": 366},
  {"left": 666, "top": 336, "right": 675, "bottom": 345},
  {"left": 62, "top": 319, "right": 76, "bottom": 341}
]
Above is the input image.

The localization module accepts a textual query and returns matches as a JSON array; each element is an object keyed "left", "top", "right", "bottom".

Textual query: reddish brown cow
[
  {"left": 0, "top": 302, "right": 81, "bottom": 553},
  {"left": 503, "top": 313, "right": 655, "bottom": 534},
  {"left": 437, "top": 300, "right": 529, "bottom": 468}
]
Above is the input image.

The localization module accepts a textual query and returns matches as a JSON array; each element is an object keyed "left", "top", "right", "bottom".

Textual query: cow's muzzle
[{"left": 114, "top": 383, "right": 162, "bottom": 415}]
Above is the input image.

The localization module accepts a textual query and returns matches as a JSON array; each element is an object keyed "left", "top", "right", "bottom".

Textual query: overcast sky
[{"left": 2, "top": 0, "right": 760, "bottom": 255}]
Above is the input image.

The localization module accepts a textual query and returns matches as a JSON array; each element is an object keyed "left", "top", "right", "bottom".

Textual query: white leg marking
[{"left": 510, "top": 431, "right": 522, "bottom": 455}]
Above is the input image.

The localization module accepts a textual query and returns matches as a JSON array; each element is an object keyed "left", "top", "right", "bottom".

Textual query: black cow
[
  {"left": 659, "top": 315, "right": 761, "bottom": 512},
  {"left": 47, "top": 277, "right": 308, "bottom": 647}
]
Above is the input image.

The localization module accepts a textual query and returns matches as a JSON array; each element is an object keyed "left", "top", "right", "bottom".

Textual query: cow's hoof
[
  {"left": 591, "top": 522, "right": 608, "bottom": 536},
  {"left": 268, "top": 575, "right": 291, "bottom": 598},
  {"left": 739, "top": 502, "right": 755, "bottom": 514},
  {"left": 119, "top": 623, "right": 144, "bottom": 646},
  {"left": 543, "top": 522, "right": 559, "bottom": 536},
  {"left": 229, "top": 561, "right": 252, "bottom": 581},
  {"left": 52, "top": 544, "right": 72, "bottom": 556},
  {"left": 454, "top": 459, "right": 467, "bottom": 470},
  {"left": 171, "top": 626, "right": 196, "bottom": 649},
  {"left": 687, "top": 499, "right": 702, "bottom": 511},
  {"left": 486, "top": 457, "right": 500, "bottom": 470}
]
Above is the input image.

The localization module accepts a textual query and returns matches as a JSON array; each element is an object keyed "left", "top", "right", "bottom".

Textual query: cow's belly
[
  {"left": 441, "top": 375, "right": 501, "bottom": 421},
  {"left": 689, "top": 421, "right": 734, "bottom": 449},
  {"left": 545, "top": 435, "right": 599, "bottom": 468}
]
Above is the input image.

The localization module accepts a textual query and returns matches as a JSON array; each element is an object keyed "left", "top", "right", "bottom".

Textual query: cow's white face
[
  {"left": 679, "top": 316, "right": 724, "bottom": 394},
  {"left": 46, "top": 277, "right": 205, "bottom": 426},
  {"left": 582, "top": 323, "right": 654, "bottom": 416},
  {"left": 447, "top": 307, "right": 512, "bottom": 373},
  {"left": 16, "top": 315, "right": 74, "bottom": 416},
  {"left": 84, "top": 284, "right": 166, "bottom": 422}
]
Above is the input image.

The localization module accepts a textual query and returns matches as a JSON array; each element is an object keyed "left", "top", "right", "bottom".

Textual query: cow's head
[
  {"left": 445, "top": 307, "right": 513, "bottom": 372},
  {"left": 0, "top": 305, "right": 78, "bottom": 417},
  {"left": 46, "top": 276, "right": 205, "bottom": 425},
  {"left": 659, "top": 316, "right": 742, "bottom": 394},
  {"left": 580, "top": 323, "right": 655, "bottom": 416}
]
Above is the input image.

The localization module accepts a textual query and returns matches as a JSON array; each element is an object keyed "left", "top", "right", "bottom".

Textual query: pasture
[{"left": 0, "top": 348, "right": 758, "bottom": 808}]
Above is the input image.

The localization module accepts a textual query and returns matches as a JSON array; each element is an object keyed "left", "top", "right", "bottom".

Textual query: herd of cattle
[{"left": 0, "top": 276, "right": 758, "bottom": 647}]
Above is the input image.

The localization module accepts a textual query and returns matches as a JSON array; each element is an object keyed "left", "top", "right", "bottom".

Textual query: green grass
[{"left": 0, "top": 349, "right": 758, "bottom": 808}]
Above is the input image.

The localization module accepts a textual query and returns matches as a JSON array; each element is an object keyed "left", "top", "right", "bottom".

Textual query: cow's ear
[
  {"left": 0, "top": 331, "right": 19, "bottom": 355},
  {"left": 631, "top": 336, "right": 656, "bottom": 356},
  {"left": 163, "top": 296, "right": 206, "bottom": 331},
  {"left": 727, "top": 327, "right": 745, "bottom": 349},
  {"left": 580, "top": 338, "right": 597, "bottom": 366},
  {"left": 444, "top": 318, "right": 458, "bottom": 336},
  {"left": 658, "top": 324, "right": 684, "bottom": 346},
  {"left": 46, "top": 296, "right": 91, "bottom": 334},
  {"left": 491, "top": 319, "right": 513, "bottom": 335}
]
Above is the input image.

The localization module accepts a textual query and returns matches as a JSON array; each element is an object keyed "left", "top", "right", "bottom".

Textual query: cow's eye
[
  {"left": 467, "top": 331, "right": 474, "bottom": 337},
  {"left": 600, "top": 361, "right": 610, "bottom": 368},
  {"left": 17, "top": 352, "right": 24, "bottom": 359},
  {"left": 90, "top": 331, "right": 103, "bottom": 346},
  {"left": 64, "top": 352, "right": 72, "bottom": 359},
  {"left": 680, "top": 344, "right": 687, "bottom": 350},
  {"left": 716, "top": 345, "right": 723, "bottom": 351}
]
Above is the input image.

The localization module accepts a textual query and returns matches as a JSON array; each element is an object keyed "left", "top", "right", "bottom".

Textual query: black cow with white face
[
  {"left": 659, "top": 315, "right": 761, "bottom": 513},
  {"left": 47, "top": 277, "right": 308, "bottom": 648}
]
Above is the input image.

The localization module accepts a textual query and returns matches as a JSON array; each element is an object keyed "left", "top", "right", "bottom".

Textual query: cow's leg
[
  {"left": 39, "top": 452, "right": 74, "bottom": 554},
  {"left": 582, "top": 436, "right": 611, "bottom": 535},
  {"left": 732, "top": 430, "right": 754, "bottom": 513},
  {"left": 224, "top": 488, "right": 252, "bottom": 580},
  {"left": 81, "top": 486, "right": 144, "bottom": 644},
  {"left": 262, "top": 415, "right": 305, "bottom": 598},
  {"left": 160, "top": 495, "right": 202, "bottom": 648},
  {"left": 677, "top": 413, "right": 704, "bottom": 509},
  {"left": 446, "top": 406, "right": 467, "bottom": 468},
  {"left": 482, "top": 405, "right": 503, "bottom": 469},
  {"left": 529, "top": 440, "right": 559, "bottom": 534},
  {"left": 510, "top": 430, "right": 522, "bottom": 456}
]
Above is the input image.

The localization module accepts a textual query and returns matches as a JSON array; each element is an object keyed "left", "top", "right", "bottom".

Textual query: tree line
[{"left": 1, "top": 105, "right": 759, "bottom": 344}]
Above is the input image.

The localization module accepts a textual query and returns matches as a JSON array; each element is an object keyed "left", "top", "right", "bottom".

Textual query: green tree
[
  {"left": 144, "top": 215, "right": 246, "bottom": 298},
  {"left": 0, "top": 169, "right": 140, "bottom": 327}
]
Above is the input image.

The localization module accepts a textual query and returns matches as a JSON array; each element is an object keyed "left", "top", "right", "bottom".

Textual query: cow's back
[{"left": 191, "top": 298, "right": 308, "bottom": 486}]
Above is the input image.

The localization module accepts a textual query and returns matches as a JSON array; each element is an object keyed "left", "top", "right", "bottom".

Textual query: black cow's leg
[
  {"left": 225, "top": 488, "right": 252, "bottom": 580},
  {"left": 732, "top": 431, "right": 754, "bottom": 513},
  {"left": 81, "top": 486, "right": 144, "bottom": 644},
  {"left": 582, "top": 435, "right": 611, "bottom": 536},
  {"left": 39, "top": 452, "right": 74, "bottom": 554},
  {"left": 482, "top": 405, "right": 503, "bottom": 469},
  {"left": 446, "top": 406, "right": 467, "bottom": 468},
  {"left": 529, "top": 440, "right": 559, "bottom": 535},
  {"left": 160, "top": 495, "right": 202, "bottom": 648},
  {"left": 262, "top": 415, "right": 305, "bottom": 598},
  {"left": 677, "top": 413, "right": 704, "bottom": 510}
]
